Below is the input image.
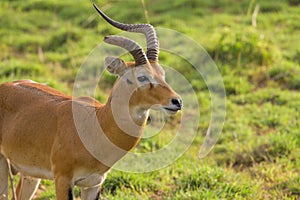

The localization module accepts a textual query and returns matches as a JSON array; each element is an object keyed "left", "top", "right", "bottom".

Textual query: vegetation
[{"left": 1, "top": 0, "right": 299, "bottom": 199}]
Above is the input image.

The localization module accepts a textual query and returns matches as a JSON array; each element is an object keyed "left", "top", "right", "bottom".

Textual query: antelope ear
[{"left": 105, "top": 56, "right": 127, "bottom": 76}]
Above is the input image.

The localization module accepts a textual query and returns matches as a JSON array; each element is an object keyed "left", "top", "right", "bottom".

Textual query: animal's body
[
  {"left": 0, "top": 4, "right": 182, "bottom": 200},
  {"left": 0, "top": 80, "right": 136, "bottom": 199}
]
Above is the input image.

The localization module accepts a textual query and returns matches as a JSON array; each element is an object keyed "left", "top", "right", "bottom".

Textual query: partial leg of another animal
[
  {"left": 16, "top": 176, "right": 41, "bottom": 200},
  {"left": 0, "top": 155, "right": 8, "bottom": 199},
  {"left": 81, "top": 186, "right": 100, "bottom": 200}
]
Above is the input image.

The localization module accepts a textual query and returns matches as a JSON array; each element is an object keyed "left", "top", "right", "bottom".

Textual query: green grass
[{"left": 1, "top": 0, "right": 300, "bottom": 199}]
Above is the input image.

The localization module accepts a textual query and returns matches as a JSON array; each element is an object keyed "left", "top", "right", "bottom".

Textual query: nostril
[{"left": 171, "top": 98, "right": 182, "bottom": 108}]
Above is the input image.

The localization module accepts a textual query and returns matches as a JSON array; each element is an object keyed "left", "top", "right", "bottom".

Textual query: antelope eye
[{"left": 137, "top": 76, "right": 149, "bottom": 82}]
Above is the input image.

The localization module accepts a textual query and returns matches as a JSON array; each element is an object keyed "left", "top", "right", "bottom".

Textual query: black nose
[{"left": 171, "top": 98, "right": 183, "bottom": 109}]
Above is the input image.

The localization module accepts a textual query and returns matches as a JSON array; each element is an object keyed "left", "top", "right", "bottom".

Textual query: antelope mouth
[
  {"left": 163, "top": 107, "right": 181, "bottom": 115},
  {"left": 150, "top": 105, "right": 181, "bottom": 115}
]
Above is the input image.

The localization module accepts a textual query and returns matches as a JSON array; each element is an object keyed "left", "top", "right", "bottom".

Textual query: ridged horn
[
  {"left": 93, "top": 4, "right": 159, "bottom": 62},
  {"left": 104, "top": 35, "right": 148, "bottom": 66}
]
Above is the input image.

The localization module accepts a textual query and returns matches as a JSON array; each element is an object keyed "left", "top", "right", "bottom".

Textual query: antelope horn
[
  {"left": 93, "top": 4, "right": 159, "bottom": 62},
  {"left": 104, "top": 35, "right": 148, "bottom": 66}
]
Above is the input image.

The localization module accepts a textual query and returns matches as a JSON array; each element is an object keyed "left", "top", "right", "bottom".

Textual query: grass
[{"left": 1, "top": 0, "right": 300, "bottom": 199}]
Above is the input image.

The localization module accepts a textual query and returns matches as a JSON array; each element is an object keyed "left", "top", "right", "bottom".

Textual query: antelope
[{"left": 0, "top": 4, "right": 182, "bottom": 200}]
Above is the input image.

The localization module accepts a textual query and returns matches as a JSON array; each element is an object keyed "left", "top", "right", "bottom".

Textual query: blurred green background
[{"left": 0, "top": 0, "right": 299, "bottom": 199}]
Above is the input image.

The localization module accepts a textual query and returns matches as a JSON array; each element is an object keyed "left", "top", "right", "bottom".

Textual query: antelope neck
[{"left": 95, "top": 94, "right": 148, "bottom": 151}]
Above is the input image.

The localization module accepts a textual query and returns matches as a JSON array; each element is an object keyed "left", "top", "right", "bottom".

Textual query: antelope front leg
[
  {"left": 55, "top": 175, "right": 74, "bottom": 200},
  {"left": 0, "top": 155, "right": 8, "bottom": 199},
  {"left": 16, "top": 176, "right": 41, "bottom": 200},
  {"left": 81, "top": 186, "right": 100, "bottom": 200}
]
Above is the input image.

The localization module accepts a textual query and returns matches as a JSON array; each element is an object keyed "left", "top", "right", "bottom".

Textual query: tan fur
[{"left": 0, "top": 61, "right": 181, "bottom": 199}]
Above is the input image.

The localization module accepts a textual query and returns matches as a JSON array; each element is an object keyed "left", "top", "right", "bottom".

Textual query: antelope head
[{"left": 94, "top": 5, "right": 182, "bottom": 119}]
